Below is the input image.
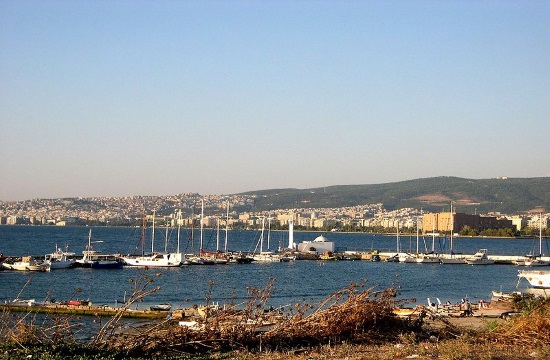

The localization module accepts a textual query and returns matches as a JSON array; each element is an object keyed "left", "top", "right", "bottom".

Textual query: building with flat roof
[{"left": 422, "top": 212, "right": 513, "bottom": 234}]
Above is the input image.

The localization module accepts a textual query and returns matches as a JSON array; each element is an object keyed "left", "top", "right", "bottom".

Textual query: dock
[{"left": 0, "top": 302, "right": 172, "bottom": 319}]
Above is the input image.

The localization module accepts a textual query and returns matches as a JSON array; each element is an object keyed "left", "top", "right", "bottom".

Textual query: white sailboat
[
  {"left": 416, "top": 226, "right": 439, "bottom": 264},
  {"left": 440, "top": 202, "right": 466, "bottom": 264},
  {"left": 121, "top": 211, "right": 182, "bottom": 267},
  {"left": 253, "top": 216, "right": 281, "bottom": 262},
  {"left": 399, "top": 219, "right": 419, "bottom": 263},
  {"left": 523, "top": 216, "right": 550, "bottom": 266}
]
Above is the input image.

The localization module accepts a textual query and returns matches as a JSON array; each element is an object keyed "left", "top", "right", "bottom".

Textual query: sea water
[{"left": 0, "top": 226, "right": 546, "bottom": 310}]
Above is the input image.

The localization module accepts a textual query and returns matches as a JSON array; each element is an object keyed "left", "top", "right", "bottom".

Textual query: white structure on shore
[{"left": 297, "top": 234, "right": 334, "bottom": 254}]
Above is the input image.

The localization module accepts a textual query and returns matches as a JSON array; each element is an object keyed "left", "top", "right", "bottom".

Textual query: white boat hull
[
  {"left": 440, "top": 258, "right": 466, "bottom": 264},
  {"left": 122, "top": 252, "right": 182, "bottom": 267},
  {"left": 518, "top": 270, "right": 550, "bottom": 289}
]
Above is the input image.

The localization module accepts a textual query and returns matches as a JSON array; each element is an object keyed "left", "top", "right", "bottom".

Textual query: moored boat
[
  {"left": 150, "top": 303, "right": 172, "bottom": 311},
  {"left": 466, "top": 249, "right": 494, "bottom": 265},
  {"left": 2, "top": 256, "right": 51, "bottom": 272},
  {"left": 416, "top": 253, "right": 440, "bottom": 264},
  {"left": 518, "top": 270, "right": 550, "bottom": 289},
  {"left": 119, "top": 212, "right": 182, "bottom": 268},
  {"left": 75, "top": 230, "right": 124, "bottom": 269},
  {"left": 43, "top": 246, "right": 75, "bottom": 269}
]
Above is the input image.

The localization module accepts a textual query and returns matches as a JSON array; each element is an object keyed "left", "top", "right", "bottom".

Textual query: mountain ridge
[{"left": 240, "top": 176, "right": 550, "bottom": 214}]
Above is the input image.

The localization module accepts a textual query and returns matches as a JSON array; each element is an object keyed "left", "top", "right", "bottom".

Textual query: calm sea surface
[{"left": 1, "top": 226, "right": 548, "bottom": 310}]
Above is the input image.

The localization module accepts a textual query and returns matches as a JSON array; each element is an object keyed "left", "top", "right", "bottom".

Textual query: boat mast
[
  {"left": 396, "top": 219, "right": 400, "bottom": 253},
  {"left": 450, "top": 201, "right": 453, "bottom": 255},
  {"left": 164, "top": 219, "right": 169, "bottom": 253},
  {"left": 416, "top": 217, "right": 419, "bottom": 254},
  {"left": 224, "top": 201, "right": 229, "bottom": 252},
  {"left": 151, "top": 210, "right": 156, "bottom": 253},
  {"left": 267, "top": 214, "right": 272, "bottom": 251},
  {"left": 540, "top": 214, "right": 543, "bottom": 257},
  {"left": 216, "top": 218, "right": 220, "bottom": 251},
  {"left": 260, "top": 216, "right": 265, "bottom": 253},
  {"left": 200, "top": 199, "right": 204, "bottom": 252},
  {"left": 141, "top": 214, "right": 146, "bottom": 256},
  {"left": 177, "top": 210, "right": 181, "bottom": 254}
]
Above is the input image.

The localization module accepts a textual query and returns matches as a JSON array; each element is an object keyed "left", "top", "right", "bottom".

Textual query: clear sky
[{"left": 1, "top": 1, "right": 549, "bottom": 201}]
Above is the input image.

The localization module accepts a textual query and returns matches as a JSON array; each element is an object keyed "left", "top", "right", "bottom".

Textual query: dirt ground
[{"left": 445, "top": 315, "right": 504, "bottom": 330}]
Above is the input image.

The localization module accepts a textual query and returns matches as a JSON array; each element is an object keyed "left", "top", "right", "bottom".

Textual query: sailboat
[
  {"left": 199, "top": 218, "right": 228, "bottom": 264},
  {"left": 416, "top": 226, "right": 440, "bottom": 264},
  {"left": 523, "top": 215, "right": 549, "bottom": 267},
  {"left": 120, "top": 211, "right": 183, "bottom": 267},
  {"left": 253, "top": 216, "right": 282, "bottom": 262},
  {"left": 187, "top": 199, "right": 218, "bottom": 265},
  {"left": 440, "top": 202, "right": 466, "bottom": 264},
  {"left": 399, "top": 220, "right": 419, "bottom": 263}
]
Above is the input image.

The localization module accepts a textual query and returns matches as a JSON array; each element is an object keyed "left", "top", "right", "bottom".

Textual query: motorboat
[
  {"left": 466, "top": 249, "right": 494, "bottom": 265},
  {"left": 76, "top": 230, "right": 124, "bottom": 269},
  {"left": 518, "top": 270, "right": 550, "bottom": 289},
  {"left": 42, "top": 246, "right": 75, "bottom": 269}
]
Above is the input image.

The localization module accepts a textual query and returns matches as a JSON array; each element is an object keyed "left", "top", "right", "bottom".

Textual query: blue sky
[{"left": 1, "top": 1, "right": 549, "bottom": 201}]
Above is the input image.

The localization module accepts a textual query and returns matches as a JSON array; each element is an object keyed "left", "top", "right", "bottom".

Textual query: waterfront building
[
  {"left": 422, "top": 212, "right": 514, "bottom": 234},
  {"left": 297, "top": 234, "right": 335, "bottom": 254}
]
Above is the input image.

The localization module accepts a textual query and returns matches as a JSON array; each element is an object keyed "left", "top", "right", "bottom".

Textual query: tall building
[{"left": 422, "top": 212, "right": 513, "bottom": 233}]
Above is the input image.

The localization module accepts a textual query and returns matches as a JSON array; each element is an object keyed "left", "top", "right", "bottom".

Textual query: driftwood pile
[{"left": 102, "top": 280, "right": 423, "bottom": 356}]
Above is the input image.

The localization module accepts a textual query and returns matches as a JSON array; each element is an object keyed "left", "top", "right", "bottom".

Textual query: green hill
[{"left": 240, "top": 176, "right": 550, "bottom": 214}]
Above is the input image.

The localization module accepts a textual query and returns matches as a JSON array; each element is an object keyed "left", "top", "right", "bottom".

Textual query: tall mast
[
  {"left": 396, "top": 219, "right": 400, "bottom": 253},
  {"left": 200, "top": 199, "right": 204, "bottom": 251},
  {"left": 224, "top": 201, "right": 229, "bottom": 252},
  {"left": 267, "top": 214, "right": 272, "bottom": 250},
  {"left": 151, "top": 210, "right": 156, "bottom": 253},
  {"left": 260, "top": 216, "right": 265, "bottom": 252},
  {"left": 416, "top": 216, "right": 419, "bottom": 254},
  {"left": 450, "top": 201, "right": 453, "bottom": 254},
  {"left": 216, "top": 218, "right": 220, "bottom": 251},
  {"left": 540, "top": 214, "right": 543, "bottom": 256},
  {"left": 164, "top": 218, "right": 168, "bottom": 253},
  {"left": 177, "top": 210, "right": 181, "bottom": 254}
]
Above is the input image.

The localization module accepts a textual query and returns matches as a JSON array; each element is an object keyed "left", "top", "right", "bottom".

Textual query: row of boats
[
  {"left": 0, "top": 245, "right": 296, "bottom": 272},
  {"left": 389, "top": 248, "right": 550, "bottom": 266}
]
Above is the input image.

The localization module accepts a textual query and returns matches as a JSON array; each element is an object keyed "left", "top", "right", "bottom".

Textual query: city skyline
[{"left": 1, "top": 1, "right": 549, "bottom": 201}]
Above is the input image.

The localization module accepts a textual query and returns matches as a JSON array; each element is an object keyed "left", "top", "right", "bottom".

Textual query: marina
[{"left": 1, "top": 226, "right": 550, "bottom": 315}]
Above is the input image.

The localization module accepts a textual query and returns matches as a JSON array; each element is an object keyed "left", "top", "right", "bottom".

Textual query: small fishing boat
[
  {"left": 75, "top": 230, "right": 123, "bottom": 269},
  {"left": 150, "top": 303, "right": 172, "bottom": 311},
  {"left": 320, "top": 251, "right": 337, "bottom": 261},
  {"left": 2, "top": 256, "right": 51, "bottom": 272},
  {"left": 43, "top": 245, "right": 75, "bottom": 269}
]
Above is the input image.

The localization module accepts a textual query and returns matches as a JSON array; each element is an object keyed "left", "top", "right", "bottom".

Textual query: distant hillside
[{"left": 239, "top": 177, "right": 550, "bottom": 214}]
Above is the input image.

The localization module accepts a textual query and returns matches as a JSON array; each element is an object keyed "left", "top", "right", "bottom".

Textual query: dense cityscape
[{"left": 0, "top": 193, "right": 548, "bottom": 235}]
